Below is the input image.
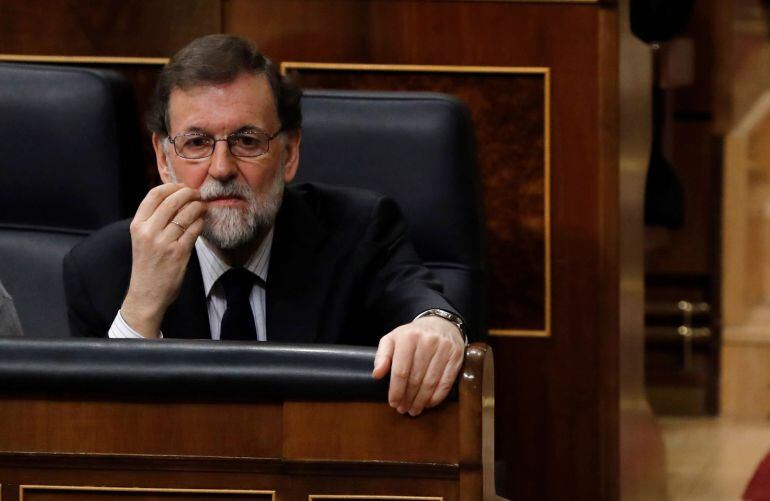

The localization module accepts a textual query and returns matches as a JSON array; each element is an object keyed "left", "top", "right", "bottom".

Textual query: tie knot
[{"left": 219, "top": 268, "right": 258, "bottom": 304}]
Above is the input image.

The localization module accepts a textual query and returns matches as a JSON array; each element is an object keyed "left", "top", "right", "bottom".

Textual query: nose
[{"left": 207, "top": 139, "right": 238, "bottom": 181}]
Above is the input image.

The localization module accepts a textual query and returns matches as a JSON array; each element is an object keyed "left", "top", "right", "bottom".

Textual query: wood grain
[
  {"left": 0, "top": 399, "right": 283, "bottom": 457},
  {"left": 282, "top": 401, "right": 459, "bottom": 463},
  {"left": 20, "top": 486, "right": 272, "bottom": 501},
  {"left": 0, "top": 1, "right": 221, "bottom": 57}
]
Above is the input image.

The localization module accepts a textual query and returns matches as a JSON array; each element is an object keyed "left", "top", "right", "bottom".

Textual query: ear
[
  {"left": 152, "top": 132, "right": 175, "bottom": 184},
  {"left": 281, "top": 129, "right": 302, "bottom": 183}
]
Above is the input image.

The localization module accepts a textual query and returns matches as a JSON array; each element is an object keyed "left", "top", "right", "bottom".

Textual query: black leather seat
[
  {"left": 0, "top": 63, "right": 145, "bottom": 337},
  {"left": 297, "top": 90, "right": 485, "bottom": 337}
]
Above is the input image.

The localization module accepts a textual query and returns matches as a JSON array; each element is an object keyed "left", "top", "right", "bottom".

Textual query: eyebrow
[
  {"left": 233, "top": 124, "right": 268, "bottom": 134},
  {"left": 180, "top": 124, "right": 269, "bottom": 136}
]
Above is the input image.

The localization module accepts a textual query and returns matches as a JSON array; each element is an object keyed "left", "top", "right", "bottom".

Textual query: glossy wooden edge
[
  {"left": 544, "top": 67, "right": 552, "bottom": 338},
  {"left": 281, "top": 62, "right": 549, "bottom": 74},
  {"left": 459, "top": 343, "right": 495, "bottom": 499},
  {"left": 0, "top": 55, "right": 168, "bottom": 65},
  {"left": 477, "top": 0, "right": 606, "bottom": 2},
  {"left": 0, "top": 453, "right": 458, "bottom": 477},
  {"left": 427, "top": 0, "right": 605, "bottom": 2},
  {"left": 281, "top": 62, "right": 552, "bottom": 338},
  {"left": 488, "top": 329, "right": 548, "bottom": 337},
  {"left": 433, "top": 0, "right": 602, "bottom": 3},
  {"left": 308, "top": 496, "right": 442, "bottom": 500},
  {"left": 19, "top": 485, "right": 275, "bottom": 499}
]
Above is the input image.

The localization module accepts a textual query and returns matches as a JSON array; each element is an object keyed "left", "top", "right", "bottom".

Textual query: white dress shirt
[{"left": 109, "top": 229, "right": 273, "bottom": 340}]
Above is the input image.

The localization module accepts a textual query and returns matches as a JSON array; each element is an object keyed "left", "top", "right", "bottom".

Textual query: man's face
[{"left": 153, "top": 72, "right": 300, "bottom": 250}]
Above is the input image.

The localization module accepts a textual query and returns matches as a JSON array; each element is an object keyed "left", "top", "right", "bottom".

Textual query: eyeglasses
[{"left": 168, "top": 129, "right": 282, "bottom": 160}]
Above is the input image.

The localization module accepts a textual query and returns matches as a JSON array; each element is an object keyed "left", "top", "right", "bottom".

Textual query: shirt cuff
[{"left": 108, "top": 310, "right": 163, "bottom": 339}]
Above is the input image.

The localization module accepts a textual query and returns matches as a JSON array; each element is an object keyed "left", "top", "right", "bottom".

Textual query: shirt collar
[{"left": 194, "top": 228, "right": 274, "bottom": 298}]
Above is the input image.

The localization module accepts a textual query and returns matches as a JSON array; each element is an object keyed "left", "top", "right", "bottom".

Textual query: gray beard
[
  {"left": 167, "top": 161, "right": 284, "bottom": 251},
  {"left": 199, "top": 175, "right": 284, "bottom": 250}
]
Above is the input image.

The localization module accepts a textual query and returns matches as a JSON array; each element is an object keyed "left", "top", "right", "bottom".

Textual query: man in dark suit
[{"left": 64, "top": 34, "right": 466, "bottom": 417}]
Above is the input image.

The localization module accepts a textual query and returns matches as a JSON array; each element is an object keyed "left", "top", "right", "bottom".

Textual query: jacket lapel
[
  {"left": 266, "top": 187, "right": 329, "bottom": 343},
  {"left": 161, "top": 252, "right": 211, "bottom": 339}
]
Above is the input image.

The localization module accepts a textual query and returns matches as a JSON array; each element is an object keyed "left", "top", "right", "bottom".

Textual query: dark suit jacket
[{"left": 63, "top": 183, "right": 457, "bottom": 346}]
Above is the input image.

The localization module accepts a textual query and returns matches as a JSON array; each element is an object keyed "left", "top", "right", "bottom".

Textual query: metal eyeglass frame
[{"left": 168, "top": 128, "right": 283, "bottom": 159}]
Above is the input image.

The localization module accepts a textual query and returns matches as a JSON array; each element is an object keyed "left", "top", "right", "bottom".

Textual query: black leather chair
[
  {"left": 0, "top": 63, "right": 146, "bottom": 337},
  {"left": 297, "top": 90, "right": 485, "bottom": 337}
]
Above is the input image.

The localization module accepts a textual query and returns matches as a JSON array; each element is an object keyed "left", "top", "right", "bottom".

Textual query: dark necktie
[{"left": 219, "top": 268, "right": 260, "bottom": 341}]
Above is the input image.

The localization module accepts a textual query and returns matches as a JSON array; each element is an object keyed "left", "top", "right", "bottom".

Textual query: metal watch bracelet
[{"left": 414, "top": 308, "right": 468, "bottom": 345}]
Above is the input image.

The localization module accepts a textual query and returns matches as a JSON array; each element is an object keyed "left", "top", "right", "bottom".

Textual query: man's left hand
[{"left": 372, "top": 316, "right": 465, "bottom": 416}]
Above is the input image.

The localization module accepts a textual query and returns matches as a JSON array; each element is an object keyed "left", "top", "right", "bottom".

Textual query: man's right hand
[{"left": 120, "top": 183, "right": 206, "bottom": 338}]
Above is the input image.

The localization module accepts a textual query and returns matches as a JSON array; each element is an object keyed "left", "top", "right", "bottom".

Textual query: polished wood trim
[
  {"left": 442, "top": 0, "right": 603, "bottom": 2},
  {"left": 0, "top": 55, "right": 167, "bottom": 65},
  {"left": 448, "top": 0, "right": 601, "bottom": 2},
  {"left": 0, "top": 453, "right": 458, "bottom": 478},
  {"left": 543, "top": 67, "right": 553, "bottom": 338},
  {"left": 282, "top": 62, "right": 553, "bottom": 338},
  {"left": 282, "top": 62, "right": 549, "bottom": 75},
  {"left": 308, "top": 496, "right": 442, "bottom": 500},
  {"left": 401, "top": 0, "right": 606, "bottom": 2},
  {"left": 459, "top": 344, "right": 495, "bottom": 499},
  {"left": 19, "top": 484, "right": 275, "bottom": 500},
  {"left": 488, "top": 329, "right": 548, "bottom": 337}
]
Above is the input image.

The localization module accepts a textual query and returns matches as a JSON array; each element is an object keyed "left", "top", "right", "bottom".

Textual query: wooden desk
[{"left": 0, "top": 341, "right": 499, "bottom": 501}]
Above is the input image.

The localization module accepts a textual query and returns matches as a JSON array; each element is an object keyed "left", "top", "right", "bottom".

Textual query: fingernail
[{"left": 397, "top": 406, "right": 407, "bottom": 414}]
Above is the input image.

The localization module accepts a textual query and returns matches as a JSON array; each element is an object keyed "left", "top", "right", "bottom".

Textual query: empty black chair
[
  {"left": 297, "top": 90, "right": 485, "bottom": 337},
  {"left": 0, "top": 63, "right": 145, "bottom": 337}
]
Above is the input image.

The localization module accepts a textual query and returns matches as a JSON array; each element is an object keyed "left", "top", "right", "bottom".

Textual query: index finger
[
  {"left": 134, "top": 183, "right": 186, "bottom": 222},
  {"left": 373, "top": 335, "right": 395, "bottom": 380}
]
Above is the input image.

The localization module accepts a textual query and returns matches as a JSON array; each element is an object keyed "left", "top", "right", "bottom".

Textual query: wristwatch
[{"left": 414, "top": 308, "right": 468, "bottom": 345}]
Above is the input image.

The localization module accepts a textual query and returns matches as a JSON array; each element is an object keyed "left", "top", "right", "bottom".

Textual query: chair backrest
[
  {"left": 0, "top": 63, "right": 145, "bottom": 337},
  {"left": 296, "top": 90, "right": 485, "bottom": 336}
]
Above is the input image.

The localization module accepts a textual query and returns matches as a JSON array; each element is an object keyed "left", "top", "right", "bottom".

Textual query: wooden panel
[
  {"left": 282, "top": 402, "right": 459, "bottom": 463},
  {"left": 20, "top": 486, "right": 273, "bottom": 501},
  {"left": 0, "top": 456, "right": 459, "bottom": 497},
  {"left": 0, "top": 1, "right": 221, "bottom": 57},
  {"left": 0, "top": 399, "right": 283, "bottom": 458},
  {"left": 225, "top": 1, "right": 369, "bottom": 61},
  {"left": 308, "top": 496, "right": 442, "bottom": 501},
  {"left": 284, "top": 64, "right": 548, "bottom": 333}
]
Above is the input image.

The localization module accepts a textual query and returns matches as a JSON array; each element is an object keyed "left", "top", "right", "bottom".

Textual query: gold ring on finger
[{"left": 170, "top": 219, "right": 188, "bottom": 232}]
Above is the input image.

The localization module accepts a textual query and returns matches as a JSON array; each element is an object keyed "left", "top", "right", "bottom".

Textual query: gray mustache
[{"left": 199, "top": 180, "right": 252, "bottom": 201}]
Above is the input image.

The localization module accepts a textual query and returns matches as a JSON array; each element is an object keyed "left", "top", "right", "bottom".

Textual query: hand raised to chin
[{"left": 120, "top": 183, "right": 207, "bottom": 338}]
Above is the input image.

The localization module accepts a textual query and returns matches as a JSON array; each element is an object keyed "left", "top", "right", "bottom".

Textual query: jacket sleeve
[{"left": 355, "top": 195, "right": 462, "bottom": 337}]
